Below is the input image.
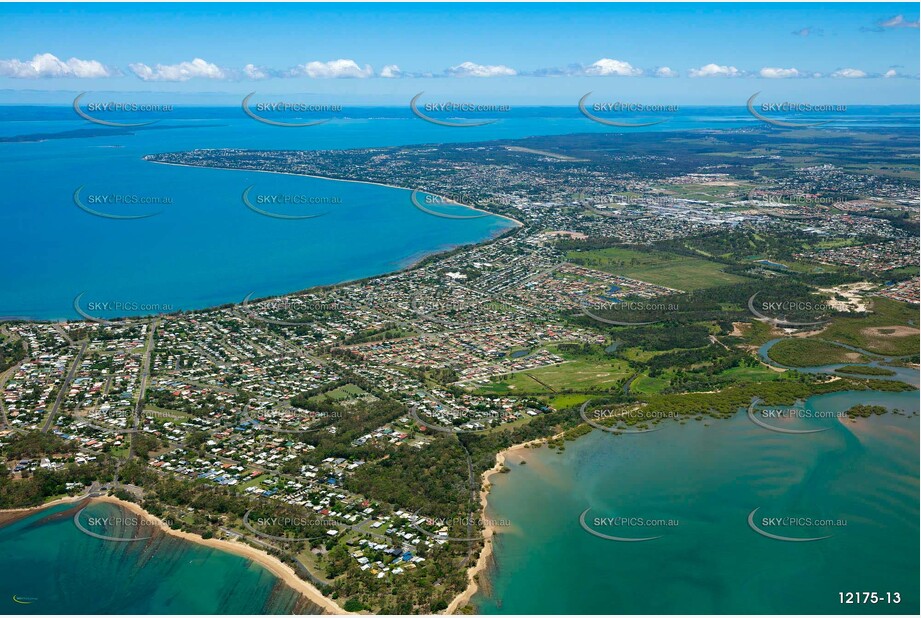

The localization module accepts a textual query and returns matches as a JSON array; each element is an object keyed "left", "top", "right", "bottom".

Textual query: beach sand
[
  {"left": 446, "top": 433, "right": 562, "bottom": 614},
  {"left": 94, "top": 496, "right": 349, "bottom": 614},
  {"left": 3, "top": 434, "right": 562, "bottom": 616},
  {"left": 2, "top": 494, "right": 349, "bottom": 615},
  {"left": 0, "top": 494, "right": 91, "bottom": 526}
]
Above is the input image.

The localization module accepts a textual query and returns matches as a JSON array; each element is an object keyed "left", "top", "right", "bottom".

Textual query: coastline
[
  {"left": 2, "top": 438, "right": 559, "bottom": 616},
  {"left": 6, "top": 160, "right": 523, "bottom": 324},
  {"left": 2, "top": 494, "right": 349, "bottom": 615},
  {"left": 145, "top": 159, "right": 526, "bottom": 229},
  {"left": 0, "top": 493, "right": 88, "bottom": 525},
  {"left": 0, "top": 493, "right": 85, "bottom": 513},
  {"left": 445, "top": 433, "right": 564, "bottom": 614}
]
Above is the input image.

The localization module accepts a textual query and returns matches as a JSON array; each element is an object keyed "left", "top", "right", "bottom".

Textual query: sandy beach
[
  {"left": 3, "top": 435, "right": 553, "bottom": 617},
  {"left": 0, "top": 494, "right": 89, "bottom": 526},
  {"left": 94, "top": 495, "right": 349, "bottom": 614},
  {"left": 445, "top": 433, "right": 563, "bottom": 614},
  {"left": 2, "top": 494, "right": 349, "bottom": 615}
]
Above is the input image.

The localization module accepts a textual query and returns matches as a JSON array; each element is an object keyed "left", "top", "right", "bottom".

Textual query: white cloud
[
  {"left": 584, "top": 58, "right": 643, "bottom": 77},
  {"left": 759, "top": 67, "right": 803, "bottom": 79},
  {"left": 0, "top": 53, "right": 114, "bottom": 78},
  {"left": 129, "top": 58, "right": 227, "bottom": 82},
  {"left": 883, "top": 69, "right": 898, "bottom": 78},
  {"left": 830, "top": 68, "right": 867, "bottom": 79},
  {"left": 243, "top": 64, "right": 272, "bottom": 80},
  {"left": 289, "top": 59, "right": 373, "bottom": 79},
  {"left": 379, "top": 64, "right": 403, "bottom": 78},
  {"left": 530, "top": 60, "right": 655, "bottom": 77},
  {"left": 445, "top": 61, "right": 517, "bottom": 78},
  {"left": 689, "top": 63, "right": 743, "bottom": 78},
  {"left": 879, "top": 15, "right": 920, "bottom": 29}
]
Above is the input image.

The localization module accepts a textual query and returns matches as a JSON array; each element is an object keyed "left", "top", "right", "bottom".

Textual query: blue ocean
[{"left": 1, "top": 105, "right": 917, "bottom": 320}]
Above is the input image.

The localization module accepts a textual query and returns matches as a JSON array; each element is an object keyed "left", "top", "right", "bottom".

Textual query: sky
[{"left": 0, "top": 2, "right": 919, "bottom": 105}]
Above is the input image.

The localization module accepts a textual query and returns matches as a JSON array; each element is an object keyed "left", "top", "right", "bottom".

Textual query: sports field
[{"left": 566, "top": 247, "right": 747, "bottom": 291}]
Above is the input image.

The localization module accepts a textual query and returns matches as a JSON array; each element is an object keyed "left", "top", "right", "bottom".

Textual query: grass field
[
  {"left": 731, "top": 320, "right": 776, "bottom": 346},
  {"left": 145, "top": 404, "right": 190, "bottom": 419},
  {"left": 238, "top": 473, "right": 268, "bottom": 490},
  {"left": 767, "top": 338, "right": 867, "bottom": 367},
  {"left": 618, "top": 347, "right": 666, "bottom": 362},
  {"left": 718, "top": 365, "right": 785, "bottom": 382},
  {"left": 658, "top": 182, "right": 752, "bottom": 203},
  {"left": 630, "top": 374, "right": 670, "bottom": 394},
  {"left": 547, "top": 393, "right": 592, "bottom": 410},
  {"left": 817, "top": 297, "right": 920, "bottom": 356},
  {"left": 566, "top": 246, "right": 747, "bottom": 291},
  {"left": 296, "top": 547, "right": 331, "bottom": 584},
  {"left": 476, "top": 358, "right": 632, "bottom": 395},
  {"left": 309, "top": 383, "right": 375, "bottom": 404}
]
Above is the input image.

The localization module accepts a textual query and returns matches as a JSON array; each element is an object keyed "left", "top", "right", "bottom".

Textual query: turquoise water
[
  {"left": 0, "top": 501, "right": 315, "bottom": 614},
  {"left": 2, "top": 106, "right": 919, "bottom": 613},
  {"left": 1, "top": 113, "right": 522, "bottom": 320},
  {"left": 475, "top": 390, "right": 919, "bottom": 614},
  {"left": 2, "top": 106, "right": 917, "bottom": 320}
]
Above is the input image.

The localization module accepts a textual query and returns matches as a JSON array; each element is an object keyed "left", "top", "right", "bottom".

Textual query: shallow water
[
  {"left": 476, "top": 390, "right": 919, "bottom": 614},
  {"left": 0, "top": 500, "right": 316, "bottom": 614}
]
